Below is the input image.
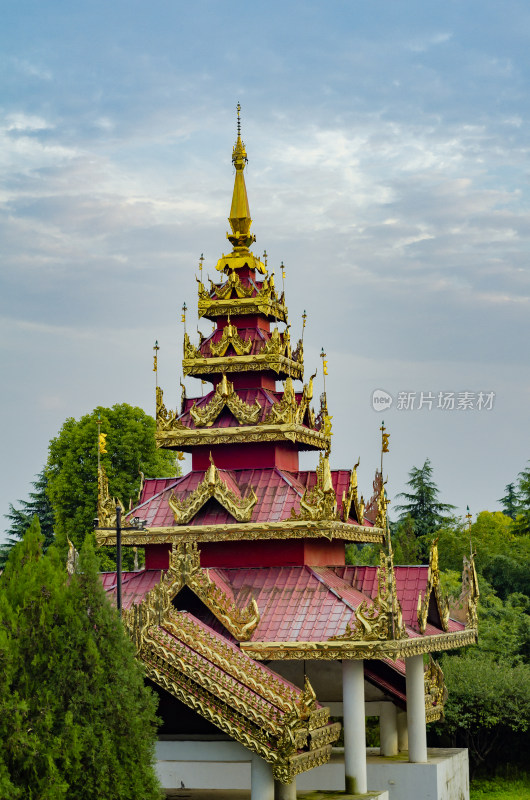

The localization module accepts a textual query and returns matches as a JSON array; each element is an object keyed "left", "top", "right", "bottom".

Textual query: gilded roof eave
[
  {"left": 155, "top": 422, "right": 330, "bottom": 451},
  {"left": 182, "top": 353, "right": 304, "bottom": 380},
  {"left": 240, "top": 627, "right": 478, "bottom": 661},
  {"left": 95, "top": 518, "right": 385, "bottom": 547}
]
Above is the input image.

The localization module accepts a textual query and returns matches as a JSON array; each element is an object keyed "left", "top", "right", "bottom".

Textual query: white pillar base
[
  {"left": 380, "top": 702, "right": 398, "bottom": 756},
  {"left": 251, "top": 756, "right": 274, "bottom": 800},
  {"left": 274, "top": 778, "right": 296, "bottom": 800},
  {"left": 406, "top": 653, "right": 428, "bottom": 762},
  {"left": 342, "top": 659, "right": 367, "bottom": 794},
  {"left": 397, "top": 709, "right": 408, "bottom": 752}
]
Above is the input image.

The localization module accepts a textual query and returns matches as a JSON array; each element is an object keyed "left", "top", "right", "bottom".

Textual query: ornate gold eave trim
[
  {"left": 95, "top": 518, "right": 385, "bottom": 547},
  {"left": 240, "top": 627, "right": 478, "bottom": 661},
  {"left": 155, "top": 422, "right": 329, "bottom": 450},
  {"left": 199, "top": 296, "right": 288, "bottom": 323},
  {"left": 182, "top": 353, "right": 304, "bottom": 379}
]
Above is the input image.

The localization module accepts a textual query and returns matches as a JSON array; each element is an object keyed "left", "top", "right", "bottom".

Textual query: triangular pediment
[{"left": 169, "top": 459, "right": 257, "bottom": 524}]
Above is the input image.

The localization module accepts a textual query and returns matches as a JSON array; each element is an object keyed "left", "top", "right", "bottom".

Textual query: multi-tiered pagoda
[{"left": 96, "top": 110, "right": 478, "bottom": 800}]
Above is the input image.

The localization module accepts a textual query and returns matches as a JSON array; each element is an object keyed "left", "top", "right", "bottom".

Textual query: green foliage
[
  {"left": 499, "top": 482, "right": 520, "bottom": 521},
  {"left": 1, "top": 470, "right": 55, "bottom": 568},
  {"left": 391, "top": 514, "right": 421, "bottom": 564},
  {"left": 433, "top": 652, "right": 530, "bottom": 775},
  {"left": 436, "top": 511, "right": 525, "bottom": 573},
  {"left": 470, "top": 774, "right": 530, "bottom": 799},
  {"left": 394, "top": 458, "right": 455, "bottom": 559},
  {"left": 46, "top": 403, "right": 177, "bottom": 554},
  {"left": 0, "top": 519, "right": 162, "bottom": 799},
  {"left": 513, "top": 464, "right": 530, "bottom": 536}
]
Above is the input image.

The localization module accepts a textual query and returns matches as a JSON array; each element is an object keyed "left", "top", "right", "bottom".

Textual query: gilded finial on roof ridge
[
  {"left": 228, "top": 103, "right": 254, "bottom": 250},
  {"left": 232, "top": 102, "right": 247, "bottom": 168}
]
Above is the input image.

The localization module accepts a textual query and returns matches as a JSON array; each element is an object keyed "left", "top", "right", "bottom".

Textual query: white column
[
  {"left": 274, "top": 778, "right": 296, "bottom": 800},
  {"left": 397, "top": 710, "right": 408, "bottom": 752},
  {"left": 342, "top": 659, "right": 367, "bottom": 794},
  {"left": 379, "top": 702, "right": 398, "bottom": 756},
  {"left": 251, "top": 756, "right": 274, "bottom": 800},
  {"left": 405, "top": 654, "right": 428, "bottom": 762}
]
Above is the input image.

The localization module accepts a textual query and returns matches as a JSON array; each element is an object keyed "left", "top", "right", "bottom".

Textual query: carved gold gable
[
  {"left": 123, "top": 541, "right": 260, "bottom": 643},
  {"left": 169, "top": 458, "right": 258, "bottom": 524},
  {"left": 417, "top": 540, "right": 450, "bottom": 633},
  {"left": 190, "top": 374, "right": 261, "bottom": 427}
]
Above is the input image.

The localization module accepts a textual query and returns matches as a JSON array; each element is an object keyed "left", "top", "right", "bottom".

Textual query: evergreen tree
[
  {"left": 46, "top": 403, "right": 178, "bottom": 554},
  {"left": 0, "top": 519, "right": 161, "bottom": 799},
  {"left": 1, "top": 469, "right": 55, "bottom": 568},
  {"left": 513, "top": 464, "right": 530, "bottom": 536},
  {"left": 391, "top": 515, "right": 421, "bottom": 565},
  {"left": 499, "top": 482, "right": 520, "bottom": 520},
  {"left": 394, "top": 458, "right": 455, "bottom": 560}
]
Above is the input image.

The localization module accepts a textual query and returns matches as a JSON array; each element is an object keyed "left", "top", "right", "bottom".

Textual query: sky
[{"left": 1, "top": 0, "right": 530, "bottom": 542}]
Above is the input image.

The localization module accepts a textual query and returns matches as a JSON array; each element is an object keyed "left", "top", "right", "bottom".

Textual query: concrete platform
[
  {"left": 157, "top": 740, "right": 467, "bottom": 800},
  {"left": 164, "top": 792, "right": 389, "bottom": 800}
]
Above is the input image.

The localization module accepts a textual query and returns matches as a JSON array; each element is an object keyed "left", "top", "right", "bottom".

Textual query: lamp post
[
  {"left": 116, "top": 505, "right": 122, "bottom": 615},
  {"left": 94, "top": 513, "right": 147, "bottom": 616}
]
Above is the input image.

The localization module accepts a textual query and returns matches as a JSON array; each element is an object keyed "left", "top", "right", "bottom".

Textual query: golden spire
[{"left": 228, "top": 103, "right": 254, "bottom": 250}]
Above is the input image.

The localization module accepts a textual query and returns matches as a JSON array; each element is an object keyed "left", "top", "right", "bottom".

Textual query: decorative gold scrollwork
[
  {"left": 329, "top": 551, "right": 407, "bottom": 642},
  {"left": 341, "top": 458, "right": 365, "bottom": 523},
  {"left": 209, "top": 320, "right": 253, "bottom": 357},
  {"left": 97, "top": 464, "right": 125, "bottom": 528},
  {"left": 291, "top": 452, "right": 338, "bottom": 521},
  {"left": 190, "top": 374, "right": 261, "bottom": 427},
  {"left": 156, "top": 386, "right": 188, "bottom": 432},
  {"left": 169, "top": 456, "right": 258, "bottom": 524},
  {"left": 210, "top": 271, "right": 254, "bottom": 300},
  {"left": 122, "top": 541, "right": 260, "bottom": 643},
  {"left": 417, "top": 539, "right": 450, "bottom": 633},
  {"left": 424, "top": 655, "right": 447, "bottom": 722}
]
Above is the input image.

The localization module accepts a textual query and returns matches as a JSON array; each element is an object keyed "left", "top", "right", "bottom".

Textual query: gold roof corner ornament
[
  {"left": 342, "top": 458, "right": 364, "bottom": 523},
  {"left": 417, "top": 539, "right": 450, "bottom": 634},
  {"left": 156, "top": 386, "right": 188, "bottom": 432},
  {"left": 329, "top": 551, "right": 407, "bottom": 643},
  {"left": 66, "top": 537, "right": 79, "bottom": 576},
  {"left": 97, "top": 463, "right": 125, "bottom": 528},
  {"left": 450, "top": 550, "right": 480, "bottom": 630},
  {"left": 293, "top": 452, "right": 338, "bottom": 522},
  {"left": 374, "top": 481, "right": 389, "bottom": 530},
  {"left": 169, "top": 460, "right": 258, "bottom": 524}
]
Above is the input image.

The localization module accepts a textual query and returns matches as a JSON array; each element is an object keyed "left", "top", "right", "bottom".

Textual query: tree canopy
[
  {"left": 0, "top": 469, "right": 55, "bottom": 568},
  {"left": 393, "top": 458, "right": 455, "bottom": 560},
  {"left": 0, "top": 519, "right": 161, "bottom": 799},
  {"left": 46, "top": 403, "right": 177, "bottom": 553}
]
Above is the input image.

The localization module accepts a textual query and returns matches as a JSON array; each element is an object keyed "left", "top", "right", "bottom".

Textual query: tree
[
  {"left": 1, "top": 469, "right": 55, "bottom": 568},
  {"left": 499, "top": 482, "right": 519, "bottom": 520},
  {"left": 432, "top": 652, "right": 530, "bottom": 775},
  {"left": 513, "top": 463, "right": 530, "bottom": 536},
  {"left": 0, "top": 519, "right": 161, "bottom": 799},
  {"left": 394, "top": 459, "right": 455, "bottom": 559},
  {"left": 46, "top": 403, "right": 177, "bottom": 554},
  {"left": 391, "top": 515, "right": 421, "bottom": 565}
]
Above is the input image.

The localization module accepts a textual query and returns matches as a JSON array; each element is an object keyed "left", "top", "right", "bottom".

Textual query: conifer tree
[
  {"left": 513, "top": 464, "right": 530, "bottom": 536},
  {"left": 499, "top": 482, "right": 520, "bottom": 520},
  {"left": 1, "top": 469, "right": 55, "bottom": 568},
  {"left": 394, "top": 458, "right": 455, "bottom": 560},
  {"left": 0, "top": 519, "right": 161, "bottom": 799}
]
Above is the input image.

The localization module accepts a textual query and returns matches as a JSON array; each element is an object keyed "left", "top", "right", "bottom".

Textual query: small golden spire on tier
[{"left": 228, "top": 103, "right": 255, "bottom": 250}]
